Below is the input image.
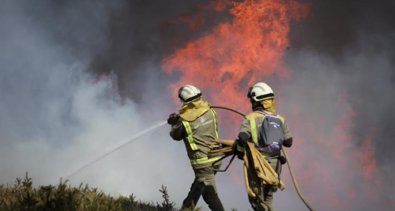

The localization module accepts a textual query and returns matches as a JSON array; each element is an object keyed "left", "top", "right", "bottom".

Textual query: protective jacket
[
  {"left": 237, "top": 108, "right": 292, "bottom": 157},
  {"left": 170, "top": 99, "right": 222, "bottom": 169}
]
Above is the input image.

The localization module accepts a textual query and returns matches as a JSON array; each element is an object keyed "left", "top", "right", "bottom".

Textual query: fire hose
[{"left": 210, "top": 105, "right": 315, "bottom": 211}]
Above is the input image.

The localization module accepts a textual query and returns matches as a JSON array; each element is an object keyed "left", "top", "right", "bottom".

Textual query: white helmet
[
  {"left": 178, "top": 85, "right": 202, "bottom": 103},
  {"left": 248, "top": 82, "right": 274, "bottom": 102}
]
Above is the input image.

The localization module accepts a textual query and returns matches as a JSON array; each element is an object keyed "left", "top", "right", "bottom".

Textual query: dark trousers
[
  {"left": 181, "top": 165, "right": 224, "bottom": 211},
  {"left": 249, "top": 157, "right": 281, "bottom": 211}
]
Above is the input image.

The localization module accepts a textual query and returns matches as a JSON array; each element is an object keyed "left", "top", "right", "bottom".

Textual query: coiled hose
[{"left": 211, "top": 105, "right": 315, "bottom": 211}]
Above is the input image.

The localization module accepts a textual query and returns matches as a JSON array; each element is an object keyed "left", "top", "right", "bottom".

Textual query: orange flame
[
  {"left": 161, "top": 0, "right": 387, "bottom": 210},
  {"left": 162, "top": 0, "right": 308, "bottom": 108}
]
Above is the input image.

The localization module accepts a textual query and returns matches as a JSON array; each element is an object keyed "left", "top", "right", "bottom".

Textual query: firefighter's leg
[
  {"left": 261, "top": 158, "right": 282, "bottom": 211},
  {"left": 245, "top": 164, "right": 265, "bottom": 211},
  {"left": 262, "top": 185, "right": 275, "bottom": 211},
  {"left": 202, "top": 185, "right": 224, "bottom": 211},
  {"left": 248, "top": 183, "right": 269, "bottom": 211},
  {"left": 181, "top": 178, "right": 203, "bottom": 211},
  {"left": 195, "top": 166, "right": 224, "bottom": 211},
  {"left": 249, "top": 196, "right": 263, "bottom": 210}
]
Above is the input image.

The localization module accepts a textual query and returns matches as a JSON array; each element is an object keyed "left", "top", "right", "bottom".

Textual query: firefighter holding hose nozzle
[
  {"left": 167, "top": 85, "right": 225, "bottom": 211},
  {"left": 236, "top": 82, "right": 293, "bottom": 211}
]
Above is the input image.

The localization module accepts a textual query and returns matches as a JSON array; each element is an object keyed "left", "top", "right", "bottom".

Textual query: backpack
[{"left": 257, "top": 114, "right": 285, "bottom": 154}]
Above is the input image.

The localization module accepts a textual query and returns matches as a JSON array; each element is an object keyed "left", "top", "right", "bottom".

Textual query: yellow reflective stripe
[
  {"left": 191, "top": 156, "right": 222, "bottom": 165},
  {"left": 278, "top": 115, "right": 285, "bottom": 124},
  {"left": 211, "top": 109, "right": 219, "bottom": 139},
  {"left": 182, "top": 121, "right": 198, "bottom": 150},
  {"left": 250, "top": 118, "right": 258, "bottom": 145}
]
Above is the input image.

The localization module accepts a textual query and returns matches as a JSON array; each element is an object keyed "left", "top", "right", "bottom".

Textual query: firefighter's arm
[
  {"left": 168, "top": 113, "right": 184, "bottom": 141},
  {"left": 282, "top": 119, "right": 293, "bottom": 147},
  {"left": 235, "top": 118, "right": 251, "bottom": 159},
  {"left": 169, "top": 121, "right": 185, "bottom": 141}
]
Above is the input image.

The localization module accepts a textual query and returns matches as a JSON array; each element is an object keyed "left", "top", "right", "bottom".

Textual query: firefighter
[
  {"left": 236, "top": 82, "right": 293, "bottom": 211},
  {"left": 167, "top": 85, "right": 225, "bottom": 211}
]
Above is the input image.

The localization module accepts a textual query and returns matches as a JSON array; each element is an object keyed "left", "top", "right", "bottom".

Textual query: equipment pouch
[{"left": 258, "top": 114, "right": 285, "bottom": 154}]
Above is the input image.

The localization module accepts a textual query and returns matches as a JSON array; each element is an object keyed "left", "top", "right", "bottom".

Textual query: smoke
[
  {"left": 279, "top": 0, "right": 395, "bottom": 210},
  {"left": 1, "top": 0, "right": 394, "bottom": 211},
  {"left": 0, "top": 0, "right": 191, "bottom": 206}
]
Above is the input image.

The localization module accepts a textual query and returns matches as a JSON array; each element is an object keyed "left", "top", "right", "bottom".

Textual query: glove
[
  {"left": 278, "top": 155, "right": 287, "bottom": 164},
  {"left": 283, "top": 138, "right": 293, "bottom": 148},
  {"left": 167, "top": 113, "right": 180, "bottom": 125},
  {"left": 234, "top": 140, "right": 245, "bottom": 160},
  {"left": 236, "top": 150, "right": 245, "bottom": 160},
  {"left": 237, "top": 132, "right": 249, "bottom": 148}
]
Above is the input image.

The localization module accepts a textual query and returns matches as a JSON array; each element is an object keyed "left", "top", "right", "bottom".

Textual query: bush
[{"left": 0, "top": 173, "right": 175, "bottom": 211}]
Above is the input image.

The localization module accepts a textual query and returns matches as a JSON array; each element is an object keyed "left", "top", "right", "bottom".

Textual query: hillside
[{"left": 0, "top": 173, "right": 176, "bottom": 211}]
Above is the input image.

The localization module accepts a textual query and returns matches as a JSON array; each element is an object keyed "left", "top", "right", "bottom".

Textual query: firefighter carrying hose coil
[
  {"left": 167, "top": 85, "right": 225, "bottom": 211},
  {"left": 236, "top": 82, "right": 293, "bottom": 211}
]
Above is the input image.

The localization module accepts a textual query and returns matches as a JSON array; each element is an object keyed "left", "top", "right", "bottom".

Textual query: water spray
[{"left": 64, "top": 121, "right": 167, "bottom": 180}]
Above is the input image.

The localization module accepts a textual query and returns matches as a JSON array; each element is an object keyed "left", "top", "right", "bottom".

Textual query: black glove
[
  {"left": 167, "top": 113, "right": 180, "bottom": 125},
  {"left": 236, "top": 149, "right": 245, "bottom": 160},
  {"left": 283, "top": 138, "right": 293, "bottom": 148},
  {"left": 278, "top": 155, "right": 287, "bottom": 164},
  {"left": 237, "top": 132, "right": 249, "bottom": 148},
  {"left": 234, "top": 140, "right": 245, "bottom": 160}
]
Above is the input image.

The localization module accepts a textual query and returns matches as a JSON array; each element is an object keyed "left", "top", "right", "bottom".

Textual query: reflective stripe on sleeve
[
  {"left": 182, "top": 121, "right": 198, "bottom": 150},
  {"left": 190, "top": 156, "right": 222, "bottom": 165},
  {"left": 250, "top": 118, "right": 258, "bottom": 145},
  {"left": 211, "top": 109, "right": 219, "bottom": 139}
]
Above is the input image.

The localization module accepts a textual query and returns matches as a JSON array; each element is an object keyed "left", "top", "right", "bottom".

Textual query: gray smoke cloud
[
  {"left": 279, "top": 0, "right": 395, "bottom": 210},
  {"left": 0, "top": 0, "right": 194, "bottom": 208},
  {"left": 0, "top": 0, "right": 249, "bottom": 210},
  {"left": 1, "top": 0, "right": 394, "bottom": 210}
]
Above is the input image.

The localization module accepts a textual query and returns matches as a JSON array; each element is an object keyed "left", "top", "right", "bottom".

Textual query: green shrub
[{"left": 0, "top": 173, "right": 175, "bottom": 211}]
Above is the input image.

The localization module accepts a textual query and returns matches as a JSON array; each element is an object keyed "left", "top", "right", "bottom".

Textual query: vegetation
[{"left": 0, "top": 173, "right": 176, "bottom": 211}]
